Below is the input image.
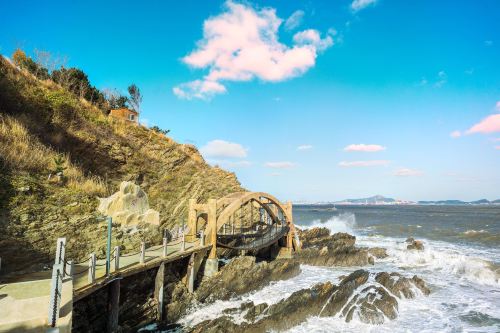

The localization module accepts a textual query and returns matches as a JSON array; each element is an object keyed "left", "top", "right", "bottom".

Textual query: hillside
[{"left": 0, "top": 56, "right": 242, "bottom": 275}]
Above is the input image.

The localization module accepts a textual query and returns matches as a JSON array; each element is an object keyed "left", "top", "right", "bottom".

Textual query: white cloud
[
  {"left": 293, "top": 29, "right": 333, "bottom": 51},
  {"left": 466, "top": 114, "right": 500, "bottom": 135},
  {"left": 351, "top": 0, "right": 378, "bottom": 12},
  {"left": 465, "top": 68, "right": 474, "bottom": 75},
  {"left": 393, "top": 168, "right": 423, "bottom": 177},
  {"left": 485, "top": 40, "right": 493, "bottom": 46},
  {"left": 284, "top": 10, "right": 304, "bottom": 31},
  {"left": 338, "top": 160, "right": 390, "bottom": 167},
  {"left": 450, "top": 130, "right": 462, "bottom": 138},
  {"left": 344, "top": 144, "right": 386, "bottom": 152},
  {"left": 265, "top": 161, "right": 295, "bottom": 169},
  {"left": 434, "top": 70, "right": 447, "bottom": 88},
  {"left": 173, "top": 1, "right": 333, "bottom": 100},
  {"left": 173, "top": 80, "right": 226, "bottom": 100},
  {"left": 297, "top": 144, "right": 313, "bottom": 151},
  {"left": 200, "top": 139, "right": 247, "bottom": 158}
]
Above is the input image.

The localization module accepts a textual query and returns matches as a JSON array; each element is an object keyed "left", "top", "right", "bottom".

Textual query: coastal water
[{"left": 154, "top": 205, "right": 500, "bottom": 332}]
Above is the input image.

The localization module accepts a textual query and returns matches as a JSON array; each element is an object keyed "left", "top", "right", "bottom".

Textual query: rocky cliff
[{"left": 0, "top": 56, "right": 242, "bottom": 275}]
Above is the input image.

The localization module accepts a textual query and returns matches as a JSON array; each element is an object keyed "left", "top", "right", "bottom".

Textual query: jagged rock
[
  {"left": 97, "top": 181, "right": 160, "bottom": 227},
  {"left": 243, "top": 302, "right": 268, "bottom": 322},
  {"left": 405, "top": 237, "right": 415, "bottom": 243},
  {"left": 189, "top": 270, "right": 431, "bottom": 332},
  {"left": 368, "top": 247, "right": 388, "bottom": 259},
  {"left": 375, "top": 272, "right": 431, "bottom": 298},
  {"left": 195, "top": 256, "right": 301, "bottom": 303},
  {"left": 296, "top": 230, "right": 373, "bottom": 266},
  {"left": 407, "top": 240, "right": 424, "bottom": 251}
]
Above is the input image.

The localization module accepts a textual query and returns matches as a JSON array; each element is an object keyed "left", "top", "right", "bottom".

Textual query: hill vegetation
[{"left": 0, "top": 53, "right": 242, "bottom": 275}]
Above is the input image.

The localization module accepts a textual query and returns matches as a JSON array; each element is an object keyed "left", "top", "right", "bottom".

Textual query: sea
[{"left": 150, "top": 205, "right": 500, "bottom": 333}]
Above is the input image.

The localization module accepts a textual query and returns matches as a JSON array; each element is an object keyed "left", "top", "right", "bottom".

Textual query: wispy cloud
[
  {"left": 265, "top": 161, "right": 295, "bottom": 169},
  {"left": 495, "top": 146, "right": 500, "bottom": 150},
  {"left": 344, "top": 144, "right": 386, "bottom": 152},
  {"left": 484, "top": 40, "right": 493, "bottom": 46},
  {"left": 351, "top": 0, "right": 378, "bottom": 12},
  {"left": 173, "top": 80, "right": 226, "bottom": 100},
  {"left": 284, "top": 10, "right": 304, "bottom": 31},
  {"left": 173, "top": 1, "right": 333, "bottom": 100},
  {"left": 450, "top": 130, "right": 462, "bottom": 138},
  {"left": 200, "top": 139, "right": 247, "bottom": 158},
  {"left": 434, "top": 70, "right": 447, "bottom": 88},
  {"left": 297, "top": 144, "right": 313, "bottom": 151},
  {"left": 338, "top": 160, "right": 390, "bottom": 167},
  {"left": 465, "top": 68, "right": 474, "bottom": 75},
  {"left": 393, "top": 168, "right": 423, "bottom": 177}
]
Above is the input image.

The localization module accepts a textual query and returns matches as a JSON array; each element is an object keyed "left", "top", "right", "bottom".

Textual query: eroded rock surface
[
  {"left": 296, "top": 228, "right": 374, "bottom": 266},
  {"left": 188, "top": 269, "right": 431, "bottom": 332},
  {"left": 195, "top": 256, "right": 301, "bottom": 303},
  {"left": 98, "top": 181, "right": 160, "bottom": 227}
]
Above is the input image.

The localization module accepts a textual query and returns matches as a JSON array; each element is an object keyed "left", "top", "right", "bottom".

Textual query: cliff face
[{"left": 0, "top": 56, "right": 242, "bottom": 274}]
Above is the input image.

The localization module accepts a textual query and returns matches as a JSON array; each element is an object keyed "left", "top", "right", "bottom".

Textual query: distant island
[{"left": 295, "top": 195, "right": 500, "bottom": 206}]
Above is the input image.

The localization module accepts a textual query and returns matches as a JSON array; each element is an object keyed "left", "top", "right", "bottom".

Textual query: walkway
[{"left": 0, "top": 239, "right": 207, "bottom": 332}]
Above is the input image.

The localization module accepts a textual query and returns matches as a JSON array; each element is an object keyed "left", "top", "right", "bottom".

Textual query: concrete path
[{"left": 0, "top": 240, "right": 198, "bottom": 333}]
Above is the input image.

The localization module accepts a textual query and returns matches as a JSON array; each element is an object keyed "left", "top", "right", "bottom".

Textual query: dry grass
[
  {"left": 0, "top": 115, "right": 52, "bottom": 171},
  {"left": 67, "top": 175, "right": 108, "bottom": 197}
]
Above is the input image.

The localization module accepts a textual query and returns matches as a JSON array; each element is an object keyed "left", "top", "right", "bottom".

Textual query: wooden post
[
  {"left": 47, "top": 263, "right": 63, "bottom": 327},
  {"left": 140, "top": 242, "right": 146, "bottom": 264},
  {"left": 180, "top": 233, "right": 185, "bottom": 252},
  {"left": 208, "top": 199, "right": 217, "bottom": 259},
  {"left": 154, "top": 263, "right": 165, "bottom": 321},
  {"left": 107, "top": 279, "right": 120, "bottom": 333},
  {"left": 88, "top": 253, "right": 96, "bottom": 284},
  {"left": 162, "top": 237, "right": 168, "bottom": 257},
  {"left": 114, "top": 246, "right": 120, "bottom": 271}
]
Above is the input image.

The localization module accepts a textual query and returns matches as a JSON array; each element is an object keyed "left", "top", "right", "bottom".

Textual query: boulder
[
  {"left": 296, "top": 230, "right": 373, "bottom": 266},
  {"left": 368, "top": 247, "right": 388, "bottom": 259},
  {"left": 375, "top": 272, "right": 430, "bottom": 298},
  {"left": 97, "top": 181, "right": 160, "bottom": 227},
  {"left": 407, "top": 240, "right": 424, "bottom": 251}
]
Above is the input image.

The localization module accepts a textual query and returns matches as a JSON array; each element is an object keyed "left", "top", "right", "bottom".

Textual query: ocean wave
[
  {"left": 463, "top": 229, "right": 488, "bottom": 235},
  {"left": 299, "top": 213, "right": 357, "bottom": 235}
]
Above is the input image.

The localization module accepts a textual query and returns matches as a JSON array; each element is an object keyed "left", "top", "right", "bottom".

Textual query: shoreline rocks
[
  {"left": 296, "top": 228, "right": 381, "bottom": 267},
  {"left": 188, "top": 269, "right": 431, "bottom": 332}
]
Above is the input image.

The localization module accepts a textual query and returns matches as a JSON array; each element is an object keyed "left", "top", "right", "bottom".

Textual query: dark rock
[
  {"left": 243, "top": 302, "right": 268, "bottom": 322},
  {"left": 368, "top": 247, "right": 388, "bottom": 259},
  {"left": 188, "top": 270, "right": 431, "bottom": 332},
  {"left": 406, "top": 237, "right": 415, "bottom": 243},
  {"left": 407, "top": 240, "right": 424, "bottom": 250},
  {"left": 195, "top": 256, "right": 301, "bottom": 303},
  {"left": 375, "top": 272, "right": 431, "bottom": 298},
  {"left": 296, "top": 231, "right": 373, "bottom": 266}
]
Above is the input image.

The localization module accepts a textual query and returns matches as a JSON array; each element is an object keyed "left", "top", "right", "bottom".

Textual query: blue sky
[{"left": 2, "top": 0, "right": 499, "bottom": 201}]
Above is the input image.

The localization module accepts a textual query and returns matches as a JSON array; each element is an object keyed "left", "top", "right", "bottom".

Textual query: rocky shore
[{"left": 142, "top": 228, "right": 431, "bottom": 333}]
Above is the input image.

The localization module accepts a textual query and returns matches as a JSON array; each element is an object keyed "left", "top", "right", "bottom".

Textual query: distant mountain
[
  {"left": 335, "top": 195, "right": 402, "bottom": 205},
  {"left": 295, "top": 196, "right": 500, "bottom": 206},
  {"left": 418, "top": 199, "right": 498, "bottom": 205}
]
